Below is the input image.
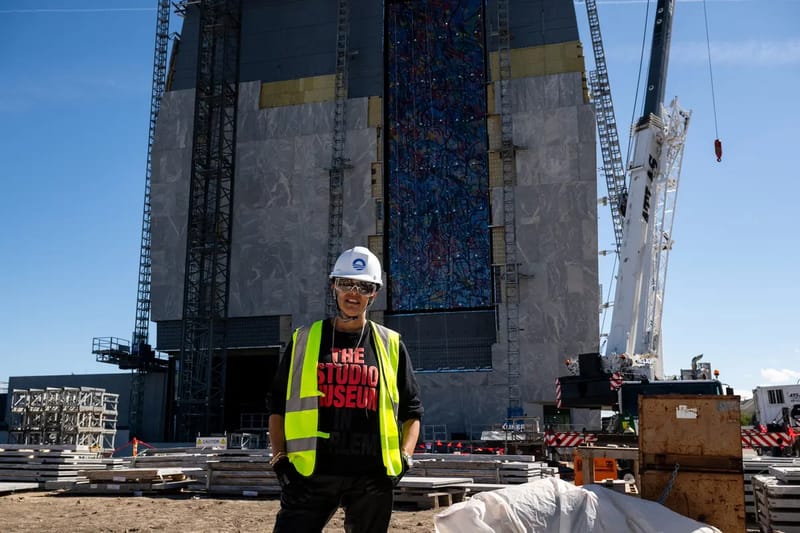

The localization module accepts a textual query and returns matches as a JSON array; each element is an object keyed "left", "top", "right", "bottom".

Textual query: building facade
[{"left": 151, "top": 0, "right": 599, "bottom": 439}]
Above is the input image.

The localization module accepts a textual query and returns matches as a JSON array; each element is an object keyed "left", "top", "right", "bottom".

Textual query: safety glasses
[{"left": 334, "top": 278, "right": 377, "bottom": 296}]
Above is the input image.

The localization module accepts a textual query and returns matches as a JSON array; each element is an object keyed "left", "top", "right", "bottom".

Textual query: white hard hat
[{"left": 330, "top": 246, "right": 383, "bottom": 288}]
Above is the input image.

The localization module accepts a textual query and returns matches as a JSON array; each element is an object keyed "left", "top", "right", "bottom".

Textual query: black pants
[{"left": 273, "top": 473, "right": 394, "bottom": 533}]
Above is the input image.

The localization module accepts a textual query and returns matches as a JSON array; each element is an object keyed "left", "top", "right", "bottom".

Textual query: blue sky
[{"left": 1, "top": 0, "right": 798, "bottom": 400}]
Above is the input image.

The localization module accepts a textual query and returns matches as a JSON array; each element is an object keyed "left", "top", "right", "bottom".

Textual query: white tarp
[{"left": 434, "top": 478, "right": 721, "bottom": 533}]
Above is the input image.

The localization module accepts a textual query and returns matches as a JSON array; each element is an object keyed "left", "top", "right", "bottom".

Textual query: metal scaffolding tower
[
  {"left": 93, "top": 0, "right": 171, "bottom": 440},
  {"left": 176, "top": 0, "right": 242, "bottom": 441},
  {"left": 128, "top": 0, "right": 173, "bottom": 436},
  {"left": 326, "top": 0, "right": 351, "bottom": 315},
  {"left": 584, "top": 0, "right": 627, "bottom": 253},
  {"left": 496, "top": 0, "right": 521, "bottom": 413},
  {"left": 124, "top": 0, "right": 176, "bottom": 439}
]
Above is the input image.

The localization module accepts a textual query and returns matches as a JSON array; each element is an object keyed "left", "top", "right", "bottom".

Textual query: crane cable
[
  {"left": 625, "top": 0, "right": 653, "bottom": 170},
  {"left": 599, "top": 252, "right": 619, "bottom": 353},
  {"left": 702, "top": 0, "right": 723, "bottom": 162}
]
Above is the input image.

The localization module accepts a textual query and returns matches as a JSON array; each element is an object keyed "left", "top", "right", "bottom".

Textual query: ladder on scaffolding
[
  {"left": 177, "top": 0, "right": 242, "bottom": 440},
  {"left": 496, "top": 0, "right": 520, "bottom": 413},
  {"left": 584, "top": 0, "right": 628, "bottom": 253},
  {"left": 128, "top": 0, "right": 172, "bottom": 439},
  {"left": 326, "top": 0, "right": 350, "bottom": 315}
]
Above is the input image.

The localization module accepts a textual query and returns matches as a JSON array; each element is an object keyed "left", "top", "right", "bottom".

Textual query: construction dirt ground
[
  {"left": 0, "top": 481, "right": 768, "bottom": 532},
  {"left": 0, "top": 491, "right": 439, "bottom": 532}
]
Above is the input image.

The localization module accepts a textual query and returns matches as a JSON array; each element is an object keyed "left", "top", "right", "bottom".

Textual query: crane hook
[{"left": 714, "top": 138, "right": 722, "bottom": 162}]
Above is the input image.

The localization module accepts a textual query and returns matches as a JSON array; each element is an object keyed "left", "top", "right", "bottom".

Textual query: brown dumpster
[{"left": 638, "top": 394, "right": 745, "bottom": 533}]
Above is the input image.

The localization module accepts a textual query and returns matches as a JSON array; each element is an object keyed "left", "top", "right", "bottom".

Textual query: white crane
[
  {"left": 598, "top": 0, "right": 690, "bottom": 381},
  {"left": 558, "top": 0, "right": 702, "bottom": 414}
]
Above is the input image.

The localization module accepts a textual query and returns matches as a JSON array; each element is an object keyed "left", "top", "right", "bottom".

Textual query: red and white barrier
[
  {"left": 741, "top": 429, "right": 795, "bottom": 449},
  {"left": 545, "top": 432, "right": 598, "bottom": 448}
]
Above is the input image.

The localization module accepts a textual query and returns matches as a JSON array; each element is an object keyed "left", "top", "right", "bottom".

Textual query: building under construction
[{"left": 139, "top": 0, "right": 600, "bottom": 442}]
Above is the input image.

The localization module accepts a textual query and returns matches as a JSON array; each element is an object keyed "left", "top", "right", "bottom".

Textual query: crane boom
[
  {"left": 606, "top": 0, "right": 685, "bottom": 379},
  {"left": 642, "top": 0, "right": 675, "bottom": 118}
]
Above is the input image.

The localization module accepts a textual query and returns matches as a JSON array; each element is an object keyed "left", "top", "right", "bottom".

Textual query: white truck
[
  {"left": 741, "top": 384, "right": 800, "bottom": 456},
  {"left": 752, "top": 384, "right": 800, "bottom": 429}
]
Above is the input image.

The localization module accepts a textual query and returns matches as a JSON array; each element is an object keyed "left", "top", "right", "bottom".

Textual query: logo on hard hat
[{"left": 352, "top": 258, "right": 366, "bottom": 271}]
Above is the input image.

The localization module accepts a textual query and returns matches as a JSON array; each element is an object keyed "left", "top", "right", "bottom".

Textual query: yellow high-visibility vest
[{"left": 283, "top": 320, "right": 403, "bottom": 477}]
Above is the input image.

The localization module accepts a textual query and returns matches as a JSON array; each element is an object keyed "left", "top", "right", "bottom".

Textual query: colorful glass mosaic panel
[{"left": 386, "top": 0, "right": 491, "bottom": 311}]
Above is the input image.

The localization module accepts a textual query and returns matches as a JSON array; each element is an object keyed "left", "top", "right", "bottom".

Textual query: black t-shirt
[{"left": 270, "top": 319, "right": 424, "bottom": 476}]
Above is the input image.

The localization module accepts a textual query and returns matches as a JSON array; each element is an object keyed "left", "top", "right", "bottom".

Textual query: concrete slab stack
[{"left": 753, "top": 465, "right": 800, "bottom": 533}]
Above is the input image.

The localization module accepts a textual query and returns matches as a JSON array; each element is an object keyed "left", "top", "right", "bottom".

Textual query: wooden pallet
[
  {"left": 82, "top": 467, "right": 203, "bottom": 483},
  {"left": 66, "top": 479, "right": 194, "bottom": 495},
  {"left": 394, "top": 477, "right": 472, "bottom": 509},
  {"left": 393, "top": 486, "right": 467, "bottom": 510},
  {"left": 53, "top": 466, "right": 205, "bottom": 495}
]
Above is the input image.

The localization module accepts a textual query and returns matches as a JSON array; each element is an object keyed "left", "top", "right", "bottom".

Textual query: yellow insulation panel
[
  {"left": 368, "top": 235, "right": 384, "bottom": 264},
  {"left": 371, "top": 162, "right": 383, "bottom": 198},
  {"left": 488, "top": 151, "right": 503, "bottom": 188},
  {"left": 368, "top": 96, "right": 382, "bottom": 127},
  {"left": 488, "top": 41, "right": 586, "bottom": 82},
  {"left": 259, "top": 74, "right": 336, "bottom": 108},
  {"left": 486, "top": 83, "right": 496, "bottom": 115},
  {"left": 486, "top": 115, "right": 502, "bottom": 151},
  {"left": 491, "top": 226, "right": 506, "bottom": 265}
]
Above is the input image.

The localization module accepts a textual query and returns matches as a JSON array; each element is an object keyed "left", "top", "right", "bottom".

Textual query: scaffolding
[
  {"left": 93, "top": 0, "right": 172, "bottom": 442},
  {"left": 325, "top": 0, "right": 351, "bottom": 315},
  {"left": 9, "top": 387, "right": 118, "bottom": 451},
  {"left": 495, "top": 0, "right": 521, "bottom": 414},
  {"left": 129, "top": 0, "right": 173, "bottom": 437},
  {"left": 176, "top": 0, "right": 242, "bottom": 440}
]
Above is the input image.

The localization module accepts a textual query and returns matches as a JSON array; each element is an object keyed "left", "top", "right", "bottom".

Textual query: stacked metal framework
[
  {"left": 9, "top": 387, "right": 118, "bottom": 450},
  {"left": 326, "top": 0, "right": 351, "bottom": 315},
  {"left": 584, "top": 0, "right": 627, "bottom": 253},
  {"left": 496, "top": 0, "right": 521, "bottom": 412},
  {"left": 177, "top": 0, "right": 242, "bottom": 440}
]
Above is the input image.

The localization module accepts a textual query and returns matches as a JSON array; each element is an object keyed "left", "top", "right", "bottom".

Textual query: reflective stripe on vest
[
  {"left": 372, "top": 322, "right": 403, "bottom": 476},
  {"left": 284, "top": 320, "right": 403, "bottom": 477}
]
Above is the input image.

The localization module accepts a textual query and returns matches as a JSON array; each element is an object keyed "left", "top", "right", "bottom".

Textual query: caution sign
[{"left": 196, "top": 436, "right": 227, "bottom": 449}]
